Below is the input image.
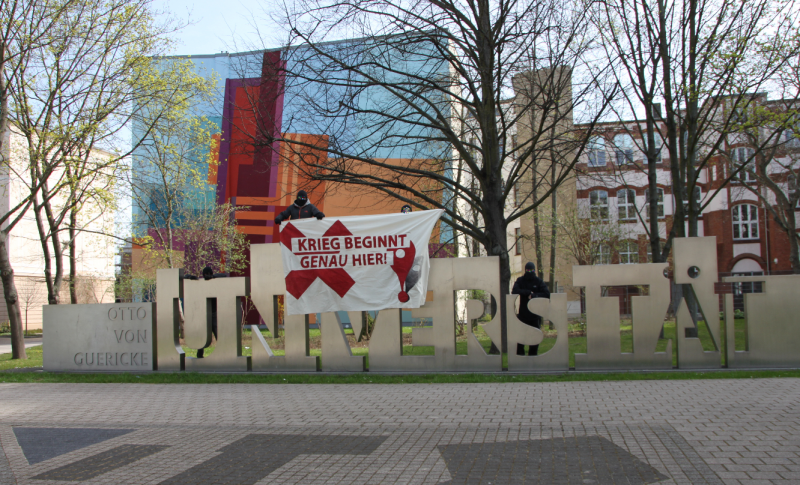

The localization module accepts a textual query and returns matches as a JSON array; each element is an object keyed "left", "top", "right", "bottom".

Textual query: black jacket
[
  {"left": 512, "top": 273, "right": 551, "bottom": 325},
  {"left": 275, "top": 201, "right": 324, "bottom": 224}
]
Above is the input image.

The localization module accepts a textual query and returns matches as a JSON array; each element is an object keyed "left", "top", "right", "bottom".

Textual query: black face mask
[
  {"left": 295, "top": 198, "right": 307, "bottom": 206},
  {"left": 524, "top": 271, "right": 536, "bottom": 280}
]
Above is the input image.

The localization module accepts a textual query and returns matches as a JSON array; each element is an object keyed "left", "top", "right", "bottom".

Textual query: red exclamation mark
[{"left": 390, "top": 241, "right": 416, "bottom": 302}]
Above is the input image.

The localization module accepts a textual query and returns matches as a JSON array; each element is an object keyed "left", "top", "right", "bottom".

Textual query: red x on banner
[{"left": 280, "top": 221, "right": 357, "bottom": 299}]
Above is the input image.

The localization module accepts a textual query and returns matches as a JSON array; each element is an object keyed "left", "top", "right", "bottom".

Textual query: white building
[{"left": 0, "top": 127, "right": 116, "bottom": 330}]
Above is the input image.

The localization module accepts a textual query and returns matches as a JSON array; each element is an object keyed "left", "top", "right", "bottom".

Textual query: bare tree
[
  {"left": 238, "top": 0, "right": 615, "bottom": 351},
  {"left": 6, "top": 0, "right": 199, "bottom": 307},
  {"left": 0, "top": 0, "right": 75, "bottom": 359},
  {"left": 590, "top": 0, "right": 799, "bottom": 262}
]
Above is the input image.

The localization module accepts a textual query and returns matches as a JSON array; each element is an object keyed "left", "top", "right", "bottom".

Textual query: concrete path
[
  {"left": 0, "top": 378, "right": 798, "bottom": 484},
  {"left": 0, "top": 337, "right": 41, "bottom": 355}
]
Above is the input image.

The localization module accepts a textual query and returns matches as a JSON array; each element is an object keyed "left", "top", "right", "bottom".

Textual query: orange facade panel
[
  {"left": 235, "top": 211, "right": 274, "bottom": 220},
  {"left": 235, "top": 225, "right": 272, "bottom": 235}
]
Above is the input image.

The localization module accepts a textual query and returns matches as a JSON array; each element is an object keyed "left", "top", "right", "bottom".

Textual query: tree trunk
[
  {"left": 69, "top": 208, "right": 77, "bottom": 303},
  {"left": 0, "top": 233, "right": 27, "bottom": 360},
  {"left": 47, "top": 205, "right": 65, "bottom": 305},
  {"left": 643, "top": 105, "right": 663, "bottom": 262},
  {"left": 783, "top": 203, "right": 800, "bottom": 274},
  {"left": 779, "top": 195, "right": 800, "bottom": 274},
  {"left": 33, "top": 194, "right": 58, "bottom": 304},
  {"left": 791, "top": 234, "right": 800, "bottom": 274},
  {"left": 685, "top": 0, "right": 699, "bottom": 240},
  {"left": 657, "top": 0, "right": 683, "bottom": 259},
  {"left": 531, "top": 159, "right": 544, "bottom": 278},
  {"left": 496, "top": 244, "right": 511, "bottom": 355},
  {"left": 486, "top": 195, "right": 510, "bottom": 354},
  {"left": 548, "top": 177, "right": 557, "bottom": 292}
]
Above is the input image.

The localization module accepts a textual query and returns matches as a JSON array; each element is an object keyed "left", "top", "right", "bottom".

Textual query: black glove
[
  {"left": 315, "top": 213, "right": 324, "bottom": 220},
  {"left": 274, "top": 217, "right": 282, "bottom": 225}
]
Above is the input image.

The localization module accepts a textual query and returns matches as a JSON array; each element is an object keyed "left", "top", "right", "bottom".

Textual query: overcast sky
[{"left": 155, "top": 0, "right": 283, "bottom": 56}]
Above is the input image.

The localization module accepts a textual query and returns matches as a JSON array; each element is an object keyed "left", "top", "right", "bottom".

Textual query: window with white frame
[
  {"left": 595, "top": 244, "right": 611, "bottom": 265},
  {"left": 619, "top": 241, "right": 639, "bottom": 264},
  {"left": 589, "top": 190, "right": 609, "bottom": 221},
  {"left": 732, "top": 147, "right": 756, "bottom": 182},
  {"left": 644, "top": 187, "right": 664, "bottom": 219},
  {"left": 732, "top": 204, "right": 759, "bottom": 240},
  {"left": 617, "top": 189, "right": 636, "bottom": 221},
  {"left": 614, "top": 133, "right": 634, "bottom": 164},
  {"left": 587, "top": 136, "right": 606, "bottom": 167},
  {"left": 514, "top": 227, "right": 521, "bottom": 255}
]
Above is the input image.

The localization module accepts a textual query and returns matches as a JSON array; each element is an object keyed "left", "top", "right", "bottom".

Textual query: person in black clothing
[
  {"left": 512, "top": 262, "right": 551, "bottom": 356},
  {"left": 195, "top": 266, "right": 229, "bottom": 358},
  {"left": 274, "top": 190, "right": 324, "bottom": 224}
]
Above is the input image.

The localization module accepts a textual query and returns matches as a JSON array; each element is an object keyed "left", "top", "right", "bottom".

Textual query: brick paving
[{"left": 0, "top": 378, "right": 797, "bottom": 484}]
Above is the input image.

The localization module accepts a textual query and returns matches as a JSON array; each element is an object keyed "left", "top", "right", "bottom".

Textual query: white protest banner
[{"left": 279, "top": 209, "right": 444, "bottom": 315}]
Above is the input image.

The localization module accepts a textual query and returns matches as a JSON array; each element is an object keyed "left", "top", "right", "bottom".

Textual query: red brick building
[{"left": 563, "top": 97, "right": 799, "bottom": 312}]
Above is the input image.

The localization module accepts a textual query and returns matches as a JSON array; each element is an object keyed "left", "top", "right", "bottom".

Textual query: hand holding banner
[{"left": 279, "top": 209, "right": 444, "bottom": 315}]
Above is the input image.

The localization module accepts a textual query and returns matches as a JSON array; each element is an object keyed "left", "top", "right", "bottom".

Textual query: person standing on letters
[
  {"left": 512, "top": 262, "right": 550, "bottom": 356},
  {"left": 274, "top": 190, "right": 325, "bottom": 224}
]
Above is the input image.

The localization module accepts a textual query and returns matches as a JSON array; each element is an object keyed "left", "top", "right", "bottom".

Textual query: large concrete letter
[
  {"left": 673, "top": 237, "right": 720, "bottom": 369},
  {"left": 256, "top": 311, "right": 319, "bottom": 372},
  {"left": 724, "top": 274, "right": 800, "bottom": 368},
  {"left": 507, "top": 294, "right": 569, "bottom": 372},
  {"left": 409, "top": 257, "right": 502, "bottom": 372},
  {"left": 156, "top": 268, "right": 184, "bottom": 371},
  {"left": 250, "top": 243, "right": 284, "bottom": 370},
  {"left": 184, "top": 278, "right": 251, "bottom": 372},
  {"left": 320, "top": 312, "right": 365, "bottom": 372},
  {"left": 409, "top": 258, "right": 457, "bottom": 370},
  {"left": 451, "top": 257, "right": 502, "bottom": 371},
  {"left": 250, "top": 243, "right": 285, "bottom": 334},
  {"left": 369, "top": 308, "right": 433, "bottom": 372},
  {"left": 573, "top": 263, "right": 671, "bottom": 370}
]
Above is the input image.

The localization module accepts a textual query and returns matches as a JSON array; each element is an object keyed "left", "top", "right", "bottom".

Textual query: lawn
[
  {"left": 0, "top": 318, "right": 773, "bottom": 384},
  {"left": 0, "top": 345, "right": 42, "bottom": 371}
]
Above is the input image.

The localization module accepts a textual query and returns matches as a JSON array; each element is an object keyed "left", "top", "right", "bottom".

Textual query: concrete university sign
[
  {"left": 43, "top": 303, "right": 154, "bottom": 371},
  {"left": 42, "top": 237, "right": 800, "bottom": 373}
]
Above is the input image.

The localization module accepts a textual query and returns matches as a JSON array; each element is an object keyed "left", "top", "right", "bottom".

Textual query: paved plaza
[{"left": 0, "top": 378, "right": 798, "bottom": 484}]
